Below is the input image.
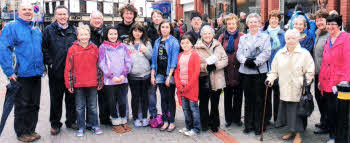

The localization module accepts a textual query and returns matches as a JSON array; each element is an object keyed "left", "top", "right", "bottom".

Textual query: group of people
[{"left": 0, "top": 2, "right": 349, "bottom": 143}]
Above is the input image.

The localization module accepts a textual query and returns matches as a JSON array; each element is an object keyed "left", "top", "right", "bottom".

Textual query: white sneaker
[
  {"left": 142, "top": 118, "right": 149, "bottom": 127},
  {"left": 111, "top": 118, "right": 121, "bottom": 126},
  {"left": 327, "top": 139, "right": 335, "bottom": 143},
  {"left": 121, "top": 117, "right": 127, "bottom": 124},
  {"left": 184, "top": 130, "right": 197, "bottom": 136},
  {"left": 134, "top": 119, "right": 142, "bottom": 127},
  {"left": 179, "top": 128, "right": 189, "bottom": 134}
]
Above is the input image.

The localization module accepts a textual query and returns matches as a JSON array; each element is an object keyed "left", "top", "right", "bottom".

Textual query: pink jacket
[{"left": 319, "top": 32, "right": 350, "bottom": 94}]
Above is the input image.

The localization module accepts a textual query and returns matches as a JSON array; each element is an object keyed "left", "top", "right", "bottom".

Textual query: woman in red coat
[
  {"left": 318, "top": 14, "right": 350, "bottom": 143},
  {"left": 174, "top": 35, "right": 201, "bottom": 136}
]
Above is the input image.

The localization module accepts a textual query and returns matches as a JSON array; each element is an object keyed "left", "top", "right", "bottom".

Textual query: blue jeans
[
  {"left": 181, "top": 97, "right": 201, "bottom": 134},
  {"left": 148, "top": 85, "right": 158, "bottom": 118},
  {"left": 75, "top": 87, "right": 99, "bottom": 130}
]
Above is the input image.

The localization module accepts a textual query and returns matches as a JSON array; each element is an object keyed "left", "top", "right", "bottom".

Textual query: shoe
[
  {"left": 179, "top": 128, "right": 190, "bottom": 134},
  {"left": 327, "top": 139, "right": 335, "bottom": 143},
  {"left": 92, "top": 127, "right": 103, "bottom": 135},
  {"left": 210, "top": 127, "right": 218, "bottom": 133},
  {"left": 282, "top": 133, "right": 294, "bottom": 140},
  {"left": 314, "top": 128, "right": 329, "bottom": 134},
  {"left": 167, "top": 124, "right": 176, "bottom": 132},
  {"left": 123, "top": 124, "right": 132, "bottom": 132},
  {"left": 121, "top": 118, "right": 127, "bottom": 124},
  {"left": 134, "top": 119, "right": 142, "bottom": 127},
  {"left": 86, "top": 126, "right": 92, "bottom": 130},
  {"left": 17, "top": 135, "right": 35, "bottom": 142},
  {"left": 243, "top": 128, "right": 253, "bottom": 134},
  {"left": 315, "top": 123, "right": 326, "bottom": 129},
  {"left": 111, "top": 118, "right": 121, "bottom": 126},
  {"left": 225, "top": 122, "right": 232, "bottom": 127},
  {"left": 142, "top": 118, "right": 149, "bottom": 127},
  {"left": 50, "top": 128, "right": 60, "bottom": 135},
  {"left": 160, "top": 123, "right": 169, "bottom": 131},
  {"left": 31, "top": 132, "right": 41, "bottom": 140},
  {"left": 113, "top": 125, "right": 126, "bottom": 134},
  {"left": 293, "top": 133, "right": 302, "bottom": 143},
  {"left": 201, "top": 126, "right": 209, "bottom": 132},
  {"left": 184, "top": 130, "right": 198, "bottom": 136},
  {"left": 67, "top": 123, "right": 78, "bottom": 130},
  {"left": 76, "top": 129, "right": 84, "bottom": 137}
]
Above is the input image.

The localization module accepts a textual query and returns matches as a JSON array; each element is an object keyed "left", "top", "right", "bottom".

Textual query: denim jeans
[
  {"left": 129, "top": 78, "right": 150, "bottom": 120},
  {"left": 148, "top": 85, "right": 158, "bottom": 118},
  {"left": 74, "top": 87, "right": 98, "bottom": 130},
  {"left": 181, "top": 97, "right": 201, "bottom": 134},
  {"left": 158, "top": 83, "right": 176, "bottom": 123},
  {"left": 104, "top": 84, "right": 128, "bottom": 119}
]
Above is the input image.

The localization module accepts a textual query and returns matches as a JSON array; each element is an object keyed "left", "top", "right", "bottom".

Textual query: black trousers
[
  {"left": 97, "top": 88, "right": 110, "bottom": 124},
  {"left": 224, "top": 86, "right": 243, "bottom": 124},
  {"left": 241, "top": 73, "right": 267, "bottom": 131},
  {"left": 129, "top": 78, "right": 150, "bottom": 120},
  {"left": 266, "top": 80, "right": 280, "bottom": 122},
  {"left": 324, "top": 92, "right": 337, "bottom": 139},
  {"left": 14, "top": 76, "right": 41, "bottom": 137},
  {"left": 104, "top": 84, "right": 128, "bottom": 118},
  {"left": 158, "top": 84, "right": 176, "bottom": 123},
  {"left": 48, "top": 70, "right": 76, "bottom": 129},
  {"left": 314, "top": 75, "right": 328, "bottom": 126}
]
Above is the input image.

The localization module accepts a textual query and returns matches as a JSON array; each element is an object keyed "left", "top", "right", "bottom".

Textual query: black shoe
[
  {"left": 315, "top": 123, "right": 327, "bottom": 129},
  {"left": 225, "top": 122, "right": 232, "bottom": 127},
  {"left": 50, "top": 128, "right": 60, "bottom": 135},
  {"left": 201, "top": 127, "right": 209, "bottom": 131},
  {"left": 86, "top": 126, "right": 93, "bottom": 131},
  {"left": 243, "top": 128, "right": 253, "bottom": 134},
  {"left": 66, "top": 123, "right": 78, "bottom": 130},
  {"left": 211, "top": 127, "right": 218, "bottom": 133},
  {"left": 314, "top": 128, "right": 329, "bottom": 134}
]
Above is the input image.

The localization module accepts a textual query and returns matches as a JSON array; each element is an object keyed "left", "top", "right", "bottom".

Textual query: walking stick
[{"left": 260, "top": 85, "right": 269, "bottom": 141}]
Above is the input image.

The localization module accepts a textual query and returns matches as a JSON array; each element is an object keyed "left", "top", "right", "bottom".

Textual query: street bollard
[{"left": 335, "top": 82, "right": 350, "bottom": 143}]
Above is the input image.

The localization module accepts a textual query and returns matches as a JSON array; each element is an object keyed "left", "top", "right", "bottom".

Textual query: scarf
[
  {"left": 224, "top": 30, "right": 239, "bottom": 54},
  {"left": 267, "top": 25, "right": 281, "bottom": 50}
]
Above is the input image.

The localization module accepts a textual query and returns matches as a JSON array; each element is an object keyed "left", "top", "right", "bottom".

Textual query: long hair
[
  {"left": 159, "top": 20, "right": 174, "bottom": 38},
  {"left": 127, "top": 22, "right": 149, "bottom": 44},
  {"left": 103, "top": 26, "right": 119, "bottom": 42}
]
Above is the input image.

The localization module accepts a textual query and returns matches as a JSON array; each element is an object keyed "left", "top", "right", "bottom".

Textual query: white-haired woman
[
  {"left": 194, "top": 25, "right": 228, "bottom": 132},
  {"left": 292, "top": 15, "right": 314, "bottom": 53},
  {"left": 236, "top": 13, "right": 271, "bottom": 135},
  {"left": 265, "top": 29, "right": 315, "bottom": 143}
]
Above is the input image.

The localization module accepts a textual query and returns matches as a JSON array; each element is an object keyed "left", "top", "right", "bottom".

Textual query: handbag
[
  {"left": 297, "top": 74, "right": 314, "bottom": 117},
  {"left": 149, "top": 114, "right": 164, "bottom": 128}
]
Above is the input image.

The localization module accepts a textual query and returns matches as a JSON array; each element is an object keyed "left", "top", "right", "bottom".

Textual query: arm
[
  {"left": 254, "top": 36, "right": 271, "bottom": 66},
  {"left": 236, "top": 36, "right": 247, "bottom": 64},
  {"left": 343, "top": 35, "right": 350, "bottom": 82},
  {"left": 41, "top": 27, "right": 53, "bottom": 66},
  {"left": 143, "top": 42, "right": 153, "bottom": 60},
  {"left": 266, "top": 52, "right": 279, "bottom": 84},
  {"left": 98, "top": 45, "right": 113, "bottom": 78},
  {"left": 0, "top": 24, "right": 15, "bottom": 77},
  {"left": 121, "top": 45, "right": 133, "bottom": 77},
  {"left": 64, "top": 48, "right": 73, "bottom": 90},
  {"left": 214, "top": 45, "right": 228, "bottom": 70},
  {"left": 183, "top": 53, "right": 201, "bottom": 92},
  {"left": 151, "top": 41, "right": 158, "bottom": 70},
  {"left": 170, "top": 39, "right": 180, "bottom": 71},
  {"left": 304, "top": 52, "right": 315, "bottom": 85}
]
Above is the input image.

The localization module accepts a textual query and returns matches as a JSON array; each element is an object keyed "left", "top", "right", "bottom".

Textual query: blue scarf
[
  {"left": 224, "top": 30, "right": 239, "bottom": 54},
  {"left": 267, "top": 25, "right": 281, "bottom": 50}
]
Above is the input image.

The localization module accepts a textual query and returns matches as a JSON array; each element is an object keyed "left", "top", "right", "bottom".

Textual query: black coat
[
  {"left": 89, "top": 24, "right": 104, "bottom": 47},
  {"left": 116, "top": 21, "right": 134, "bottom": 43},
  {"left": 146, "top": 22, "right": 160, "bottom": 47},
  {"left": 42, "top": 22, "right": 77, "bottom": 78},
  {"left": 184, "top": 29, "right": 201, "bottom": 42}
]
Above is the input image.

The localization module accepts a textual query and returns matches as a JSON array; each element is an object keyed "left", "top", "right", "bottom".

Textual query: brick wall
[
  {"left": 328, "top": 0, "right": 340, "bottom": 12},
  {"left": 261, "top": 0, "right": 268, "bottom": 23},
  {"left": 340, "top": 0, "right": 350, "bottom": 32},
  {"left": 175, "top": 0, "right": 183, "bottom": 20}
]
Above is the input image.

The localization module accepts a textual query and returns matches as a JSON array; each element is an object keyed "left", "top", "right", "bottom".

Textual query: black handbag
[{"left": 297, "top": 75, "right": 314, "bottom": 117}]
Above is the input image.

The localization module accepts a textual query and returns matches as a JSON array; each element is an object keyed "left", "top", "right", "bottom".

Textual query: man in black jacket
[
  {"left": 42, "top": 5, "right": 77, "bottom": 135},
  {"left": 116, "top": 4, "right": 137, "bottom": 43},
  {"left": 184, "top": 11, "right": 203, "bottom": 42}
]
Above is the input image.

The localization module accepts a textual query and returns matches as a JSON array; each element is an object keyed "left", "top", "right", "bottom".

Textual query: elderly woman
[
  {"left": 292, "top": 15, "right": 314, "bottom": 53},
  {"left": 194, "top": 25, "right": 228, "bottom": 132},
  {"left": 313, "top": 9, "right": 330, "bottom": 134},
  {"left": 218, "top": 13, "right": 244, "bottom": 127},
  {"left": 263, "top": 10, "right": 286, "bottom": 123},
  {"left": 319, "top": 14, "right": 350, "bottom": 143},
  {"left": 236, "top": 13, "right": 271, "bottom": 135},
  {"left": 266, "top": 29, "right": 315, "bottom": 143}
]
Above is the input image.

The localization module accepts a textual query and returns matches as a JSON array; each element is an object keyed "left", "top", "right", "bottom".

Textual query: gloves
[
  {"left": 244, "top": 58, "right": 257, "bottom": 69},
  {"left": 207, "top": 64, "right": 216, "bottom": 73},
  {"left": 265, "top": 80, "right": 272, "bottom": 87}
]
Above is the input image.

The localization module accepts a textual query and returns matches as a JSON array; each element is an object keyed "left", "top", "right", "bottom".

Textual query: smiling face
[
  {"left": 316, "top": 17, "right": 327, "bottom": 31},
  {"left": 180, "top": 38, "right": 193, "bottom": 52},
  {"left": 190, "top": 17, "right": 203, "bottom": 32},
  {"left": 107, "top": 29, "right": 118, "bottom": 43},
  {"left": 326, "top": 22, "right": 341, "bottom": 36},
  {"left": 285, "top": 33, "right": 299, "bottom": 49},
  {"left": 247, "top": 17, "right": 260, "bottom": 33},
  {"left": 90, "top": 14, "right": 103, "bottom": 29},
  {"left": 152, "top": 12, "right": 163, "bottom": 25},
  {"left": 123, "top": 10, "right": 135, "bottom": 25},
  {"left": 269, "top": 16, "right": 280, "bottom": 29},
  {"left": 226, "top": 19, "right": 238, "bottom": 33},
  {"left": 55, "top": 8, "right": 69, "bottom": 26},
  {"left": 132, "top": 28, "right": 143, "bottom": 40},
  {"left": 18, "top": 4, "right": 34, "bottom": 21},
  {"left": 78, "top": 29, "right": 90, "bottom": 44},
  {"left": 201, "top": 28, "right": 214, "bottom": 44},
  {"left": 160, "top": 22, "right": 171, "bottom": 38},
  {"left": 293, "top": 19, "right": 305, "bottom": 33}
]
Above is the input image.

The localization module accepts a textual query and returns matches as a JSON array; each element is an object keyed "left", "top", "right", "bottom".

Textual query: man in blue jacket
[
  {"left": 42, "top": 5, "right": 78, "bottom": 135},
  {"left": 0, "top": 3, "right": 45, "bottom": 142}
]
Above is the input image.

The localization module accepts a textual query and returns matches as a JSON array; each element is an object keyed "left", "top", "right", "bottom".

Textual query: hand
[
  {"left": 119, "top": 75, "right": 125, "bottom": 83},
  {"left": 112, "top": 77, "right": 121, "bottom": 83},
  {"left": 42, "top": 72, "right": 47, "bottom": 77},
  {"left": 9, "top": 74, "right": 17, "bottom": 82},
  {"left": 151, "top": 76, "right": 156, "bottom": 86},
  {"left": 165, "top": 77, "right": 171, "bottom": 87},
  {"left": 244, "top": 58, "right": 256, "bottom": 69},
  {"left": 332, "top": 86, "right": 338, "bottom": 94},
  {"left": 97, "top": 85, "right": 103, "bottom": 91},
  {"left": 206, "top": 64, "right": 216, "bottom": 72},
  {"left": 139, "top": 44, "right": 147, "bottom": 53},
  {"left": 68, "top": 88, "right": 74, "bottom": 93},
  {"left": 265, "top": 80, "right": 272, "bottom": 87},
  {"left": 318, "top": 82, "right": 320, "bottom": 90},
  {"left": 129, "top": 49, "right": 137, "bottom": 55}
]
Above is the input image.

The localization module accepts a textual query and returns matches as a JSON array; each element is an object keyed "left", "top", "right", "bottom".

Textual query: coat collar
[
  {"left": 329, "top": 32, "right": 347, "bottom": 48},
  {"left": 103, "top": 41, "right": 122, "bottom": 48},
  {"left": 280, "top": 44, "right": 303, "bottom": 54},
  {"left": 195, "top": 38, "right": 221, "bottom": 51}
]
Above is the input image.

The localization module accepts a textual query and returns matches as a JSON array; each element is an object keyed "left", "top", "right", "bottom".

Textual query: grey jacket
[
  {"left": 237, "top": 31, "right": 271, "bottom": 74},
  {"left": 313, "top": 29, "right": 329, "bottom": 75},
  {"left": 126, "top": 41, "right": 153, "bottom": 78}
]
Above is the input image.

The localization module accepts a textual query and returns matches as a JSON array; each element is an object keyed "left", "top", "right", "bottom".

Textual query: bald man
[{"left": 0, "top": 3, "right": 45, "bottom": 142}]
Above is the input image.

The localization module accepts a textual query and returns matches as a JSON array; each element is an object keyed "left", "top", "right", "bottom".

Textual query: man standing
[
  {"left": 116, "top": 4, "right": 138, "bottom": 43},
  {"left": 184, "top": 11, "right": 203, "bottom": 42},
  {"left": 239, "top": 12, "right": 247, "bottom": 33},
  {"left": 0, "top": 3, "right": 45, "bottom": 142},
  {"left": 42, "top": 5, "right": 78, "bottom": 135}
]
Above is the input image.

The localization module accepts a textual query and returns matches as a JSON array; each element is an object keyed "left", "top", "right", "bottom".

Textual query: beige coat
[
  {"left": 266, "top": 45, "right": 315, "bottom": 102},
  {"left": 194, "top": 39, "right": 228, "bottom": 91}
]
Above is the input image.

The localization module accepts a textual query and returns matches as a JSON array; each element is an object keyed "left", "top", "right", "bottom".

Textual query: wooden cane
[{"left": 260, "top": 85, "right": 269, "bottom": 141}]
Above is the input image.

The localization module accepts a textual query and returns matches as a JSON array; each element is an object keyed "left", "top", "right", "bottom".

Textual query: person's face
[
  {"left": 202, "top": 29, "right": 214, "bottom": 44},
  {"left": 160, "top": 23, "right": 171, "bottom": 37},
  {"left": 177, "top": 20, "right": 183, "bottom": 26},
  {"left": 240, "top": 15, "right": 246, "bottom": 19},
  {"left": 123, "top": 10, "right": 135, "bottom": 24},
  {"left": 190, "top": 17, "right": 203, "bottom": 30},
  {"left": 108, "top": 29, "right": 118, "bottom": 43},
  {"left": 316, "top": 17, "right": 327, "bottom": 30},
  {"left": 285, "top": 34, "right": 299, "bottom": 48},
  {"left": 132, "top": 28, "right": 143, "bottom": 40},
  {"left": 217, "top": 18, "right": 223, "bottom": 26},
  {"left": 152, "top": 13, "right": 163, "bottom": 25},
  {"left": 90, "top": 14, "right": 103, "bottom": 29},
  {"left": 55, "top": 8, "right": 69, "bottom": 25},
  {"left": 247, "top": 17, "right": 259, "bottom": 32},
  {"left": 78, "top": 30, "right": 90, "bottom": 44},
  {"left": 293, "top": 19, "right": 305, "bottom": 33},
  {"left": 326, "top": 22, "right": 341, "bottom": 36},
  {"left": 269, "top": 16, "right": 280, "bottom": 28},
  {"left": 226, "top": 19, "right": 238, "bottom": 33},
  {"left": 180, "top": 39, "right": 193, "bottom": 52},
  {"left": 18, "top": 4, "right": 33, "bottom": 21}
]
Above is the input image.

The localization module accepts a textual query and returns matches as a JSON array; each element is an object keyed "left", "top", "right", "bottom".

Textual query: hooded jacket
[{"left": 126, "top": 41, "right": 152, "bottom": 78}]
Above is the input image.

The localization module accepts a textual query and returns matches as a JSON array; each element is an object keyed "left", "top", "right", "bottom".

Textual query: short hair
[
  {"left": 327, "top": 14, "right": 342, "bottom": 27},
  {"left": 292, "top": 15, "right": 307, "bottom": 27},
  {"left": 223, "top": 13, "right": 239, "bottom": 25},
  {"left": 159, "top": 20, "right": 174, "bottom": 37},
  {"left": 246, "top": 13, "right": 261, "bottom": 24},
  {"left": 90, "top": 10, "right": 103, "bottom": 19},
  {"left": 54, "top": 5, "right": 69, "bottom": 15},
  {"left": 103, "top": 26, "right": 118, "bottom": 42},
  {"left": 200, "top": 25, "right": 215, "bottom": 36},
  {"left": 268, "top": 10, "right": 282, "bottom": 21},
  {"left": 128, "top": 22, "right": 149, "bottom": 44},
  {"left": 315, "top": 9, "right": 329, "bottom": 19},
  {"left": 151, "top": 10, "right": 163, "bottom": 18},
  {"left": 119, "top": 4, "right": 138, "bottom": 21},
  {"left": 191, "top": 11, "right": 202, "bottom": 20},
  {"left": 240, "top": 12, "right": 246, "bottom": 17},
  {"left": 77, "top": 22, "right": 90, "bottom": 35},
  {"left": 285, "top": 29, "right": 300, "bottom": 39},
  {"left": 181, "top": 34, "right": 196, "bottom": 46}
]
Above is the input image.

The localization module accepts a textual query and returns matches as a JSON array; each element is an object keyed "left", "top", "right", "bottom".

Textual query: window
[
  {"left": 114, "top": 3, "right": 119, "bottom": 16},
  {"left": 98, "top": 2, "right": 103, "bottom": 13},
  {"left": 45, "top": 2, "right": 50, "bottom": 14},
  {"left": 80, "top": 0, "right": 86, "bottom": 13},
  {"left": 60, "top": 1, "right": 64, "bottom": 6}
]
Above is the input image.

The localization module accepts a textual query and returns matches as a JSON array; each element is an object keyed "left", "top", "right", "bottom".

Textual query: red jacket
[
  {"left": 174, "top": 50, "right": 201, "bottom": 105},
  {"left": 64, "top": 41, "right": 103, "bottom": 90},
  {"left": 319, "top": 32, "right": 350, "bottom": 94}
]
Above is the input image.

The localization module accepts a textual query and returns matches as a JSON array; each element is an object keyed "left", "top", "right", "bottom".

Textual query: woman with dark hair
[
  {"left": 151, "top": 20, "right": 179, "bottom": 132},
  {"left": 319, "top": 14, "right": 350, "bottom": 143},
  {"left": 126, "top": 22, "right": 153, "bottom": 127}
]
